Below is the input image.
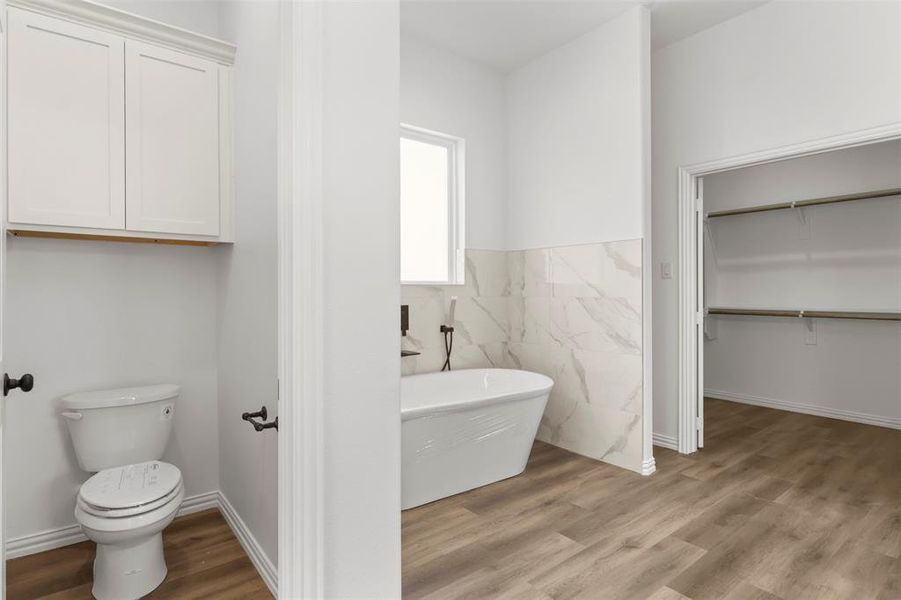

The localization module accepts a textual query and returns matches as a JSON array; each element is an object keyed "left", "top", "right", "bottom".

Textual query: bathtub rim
[{"left": 400, "top": 368, "right": 554, "bottom": 422}]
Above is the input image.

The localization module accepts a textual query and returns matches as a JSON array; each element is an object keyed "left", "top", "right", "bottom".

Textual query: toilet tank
[{"left": 60, "top": 384, "right": 179, "bottom": 472}]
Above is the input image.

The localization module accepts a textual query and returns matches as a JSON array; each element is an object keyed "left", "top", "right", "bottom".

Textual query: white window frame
[{"left": 400, "top": 123, "right": 465, "bottom": 285}]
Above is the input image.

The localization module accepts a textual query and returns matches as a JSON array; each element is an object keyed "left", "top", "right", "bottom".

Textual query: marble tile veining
[{"left": 402, "top": 239, "right": 645, "bottom": 473}]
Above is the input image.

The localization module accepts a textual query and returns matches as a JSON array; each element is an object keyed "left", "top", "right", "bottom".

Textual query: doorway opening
[{"left": 677, "top": 125, "right": 901, "bottom": 454}]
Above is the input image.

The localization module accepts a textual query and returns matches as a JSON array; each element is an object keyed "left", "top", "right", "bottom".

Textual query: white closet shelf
[
  {"left": 707, "top": 307, "right": 901, "bottom": 321},
  {"left": 706, "top": 187, "right": 901, "bottom": 218}
]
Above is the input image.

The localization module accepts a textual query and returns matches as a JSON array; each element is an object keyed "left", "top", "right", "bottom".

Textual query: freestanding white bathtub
[{"left": 401, "top": 368, "right": 553, "bottom": 510}]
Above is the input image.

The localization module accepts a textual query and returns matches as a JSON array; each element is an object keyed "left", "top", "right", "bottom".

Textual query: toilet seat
[
  {"left": 75, "top": 484, "right": 184, "bottom": 536},
  {"left": 79, "top": 461, "right": 182, "bottom": 518},
  {"left": 78, "top": 481, "right": 184, "bottom": 518}
]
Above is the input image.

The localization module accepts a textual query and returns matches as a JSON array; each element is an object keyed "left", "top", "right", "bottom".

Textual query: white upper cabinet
[
  {"left": 7, "top": 8, "right": 125, "bottom": 229},
  {"left": 125, "top": 42, "right": 221, "bottom": 236},
  {"left": 5, "top": 1, "right": 235, "bottom": 243}
]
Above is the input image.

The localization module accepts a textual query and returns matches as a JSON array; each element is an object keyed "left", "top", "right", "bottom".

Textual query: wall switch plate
[{"left": 660, "top": 261, "right": 673, "bottom": 279}]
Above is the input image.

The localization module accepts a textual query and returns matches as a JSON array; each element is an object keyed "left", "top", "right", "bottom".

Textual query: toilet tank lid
[{"left": 61, "top": 384, "right": 180, "bottom": 410}]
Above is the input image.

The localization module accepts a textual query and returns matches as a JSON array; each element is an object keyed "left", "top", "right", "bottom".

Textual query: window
[{"left": 400, "top": 125, "right": 465, "bottom": 284}]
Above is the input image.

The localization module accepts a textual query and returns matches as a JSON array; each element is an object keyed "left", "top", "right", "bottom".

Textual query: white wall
[
  {"left": 4, "top": 240, "right": 219, "bottom": 541},
  {"left": 652, "top": 0, "right": 901, "bottom": 439},
  {"left": 506, "top": 7, "right": 647, "bottom": 251},
  {"left": 401, "top": 35, "right": 507, "bottom": 250},
  {"left": 702, "top": 141, "right": 901, "bottom": 427},
  {"left": 216, "top": 0, "right": 279, "bottom": 569},
  {"left": 322, "top": 2, "right": 402, "bottom": 596}
]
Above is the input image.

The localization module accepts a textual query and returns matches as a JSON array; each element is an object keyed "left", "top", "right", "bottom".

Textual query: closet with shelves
[{"left": 701, "top": 139, "right": 901, "bottom": 430}]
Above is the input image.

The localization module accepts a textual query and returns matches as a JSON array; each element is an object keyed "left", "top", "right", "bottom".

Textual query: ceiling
[{"left": 400, "top": 0, "right": 768, "bottom": 71}]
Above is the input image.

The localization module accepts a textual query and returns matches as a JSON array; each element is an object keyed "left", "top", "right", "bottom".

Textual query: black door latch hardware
[
  {"left": 4, "top": 373, "right": 34, "bottom": 397},
  {"left": 242, "top": 405, "right": 278, "bottom": 432}
]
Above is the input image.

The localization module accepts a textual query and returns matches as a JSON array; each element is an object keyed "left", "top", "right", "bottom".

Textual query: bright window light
[{"left": 400, "top": 125, "right": 464, "bottom": 284}]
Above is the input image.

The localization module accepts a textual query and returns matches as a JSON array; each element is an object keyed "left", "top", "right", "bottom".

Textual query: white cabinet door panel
[
  {"left": 7, "top": 8, "right": 125, "bottom": 229},
  {"left": 125, "top": 41, "right": 220, "bottom": 236}
]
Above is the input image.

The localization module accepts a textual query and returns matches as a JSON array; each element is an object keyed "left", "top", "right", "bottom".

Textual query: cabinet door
[
  {"left": 125, "top": 41, "right": 220, "bottom": 236},
  {"left": 7, "top": 8, "right": 125, "bottom": 229}
]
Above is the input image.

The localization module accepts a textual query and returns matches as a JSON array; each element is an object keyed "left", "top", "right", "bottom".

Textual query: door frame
[
  {"left": 675, "top": 122, "right": 901, "bottom": 454},
  {"left": 276, "top": 1, "right": 325, "bottom": 597},
  {"left": 0, "top": 0, "right": 7, "bottom": 594}
]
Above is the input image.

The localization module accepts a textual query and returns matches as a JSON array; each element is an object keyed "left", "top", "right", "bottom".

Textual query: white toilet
[{"left": 61, "top": 384, "right": 184, "bottom": 600}]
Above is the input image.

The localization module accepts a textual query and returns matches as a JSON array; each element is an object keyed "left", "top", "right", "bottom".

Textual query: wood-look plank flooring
[
  {"left": 402, "top": 399, "right": 901, "bottom": 599},
  {"left": 7, "top": 508, "right": 271, "bottom": 599}
]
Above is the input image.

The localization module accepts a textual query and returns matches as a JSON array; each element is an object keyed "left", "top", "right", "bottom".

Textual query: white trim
[
  {"left": 676, "top": 122, "right": 901, "bottom": 455},
  {"left": 174, "top": 490, "right": 220, "bottom": 515},
  {"left": 218, "top": 65, "right": 235, "bottom": 243},
  {"left": 6, "top": 524, "right": 83, "bottom": 560},
  {"left": 677, "top": 168, "right": 698, "bottom": 454},
  {"left": 8, "top": 0, "right": 236, "bottom": 64},
  {"left": 276, "top": 1, "right": 325, "bottom": 598},
  {"left": 1, "top": 0, "right": 8, "bottom": 590},
  {"left": 652, "top": 433, "right": 678, "bottom": 451},
  {"left": 5, "top": 490, "right": 219, "bottom": 559},
  {"left": 218, "top": 491, "right": 278, "bottom": 596},
  {"left": 706, "top": 390, "right": 901, "bottom": 431},
  {"left": 638, "top": 5, "right": 654, "bottom": 482}
]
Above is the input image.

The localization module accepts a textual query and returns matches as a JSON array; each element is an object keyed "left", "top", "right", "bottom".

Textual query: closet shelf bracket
[
  {"left": 792, "top": 203, "right": 811, "bottom": 239},
  {"left": 702, "top": 217, "right": 718, "bottom": 265},
  {"left": 790, "top": 202, "right": 807, "bottom": 225}
]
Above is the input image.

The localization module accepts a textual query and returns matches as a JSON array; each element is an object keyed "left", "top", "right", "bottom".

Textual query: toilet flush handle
[{"left": 61, "top": 411, "right": 83, "bottom": 421}]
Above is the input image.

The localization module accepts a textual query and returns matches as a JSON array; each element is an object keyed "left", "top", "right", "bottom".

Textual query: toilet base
[{"left": 92, "top": 532, "right": 167, "bottom": 600}]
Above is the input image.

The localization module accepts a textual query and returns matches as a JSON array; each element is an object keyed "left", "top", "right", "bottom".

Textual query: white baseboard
[
  {"left": 6, "top": 489, "right": 220, "bottom": 560},
  {"left": 6, "top": 522, "right": 85, "bottom": 560},
  {"left": 177, "top": 490, "right": 220, "bottom": 516},
  {"left": 217, "top": 491, "right": 277, "bottom": 597},
  {"left": 705, "top": 389, "right": 901, "bottom": 430},
  {"left": 652, "top": 432, "right": 678, "bottom": 451},
  {"left": 640, "top": 456, "right": 656, "bottom": 476},
  {"left": 5, "top": 489, "right": 279, "bottom": 599}
]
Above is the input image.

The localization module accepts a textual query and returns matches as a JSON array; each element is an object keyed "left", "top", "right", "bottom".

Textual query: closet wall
[{"left": 703, "top": 141, "right": 901, "bottom": 427}]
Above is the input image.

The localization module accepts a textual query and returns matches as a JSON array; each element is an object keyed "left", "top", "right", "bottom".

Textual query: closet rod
[
  {"left": 706, "top": 187, "right": 901, "bottom": 218},
  {"left": 707, "top": 308, "right": 901, "bottom": 321}
]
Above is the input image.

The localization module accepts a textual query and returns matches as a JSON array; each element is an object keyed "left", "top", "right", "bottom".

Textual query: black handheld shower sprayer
[{"left": 441, "top": 296, "right": 457, "bottom": 371}]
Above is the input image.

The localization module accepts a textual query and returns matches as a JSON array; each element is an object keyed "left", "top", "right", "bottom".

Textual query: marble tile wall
[
  {"left": 401, "top": 250, "right": 511, "bottom": 376},
  {"left": 506, "top": 240, "right": 643, "bottom": 472},
  {"left": 401, "top": 240, "right": 644, "bottom": 473}
]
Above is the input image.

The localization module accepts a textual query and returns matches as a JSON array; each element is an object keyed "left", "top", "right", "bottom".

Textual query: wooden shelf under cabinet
[{"left": 8, "top": 229, "right": 219, "bottom": 247}]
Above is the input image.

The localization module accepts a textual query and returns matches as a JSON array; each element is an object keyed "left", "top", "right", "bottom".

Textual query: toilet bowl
[
  {"left": 74, "top": 461, "right": 185, "bottom": 600},
  {"left": 61, "top": 384, "right": 182, "bottom": 600}
]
